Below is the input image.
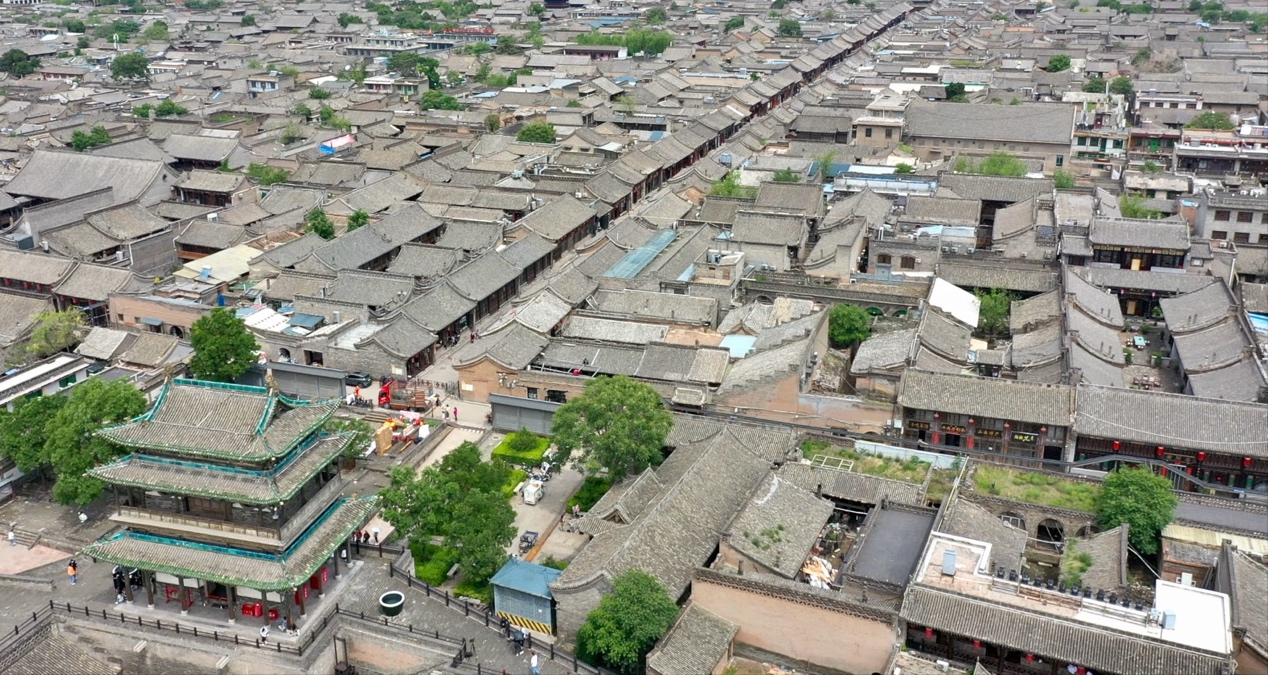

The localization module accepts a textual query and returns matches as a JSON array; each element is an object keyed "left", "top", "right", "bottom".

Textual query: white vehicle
[{"left": 522, "top": 479, "right": 544, "bottom": 505}]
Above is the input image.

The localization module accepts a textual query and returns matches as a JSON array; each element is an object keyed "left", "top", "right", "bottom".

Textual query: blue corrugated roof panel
[
  {"left": 603, "top": 229, "right": 678, "bottom": 279},
  {"left": 490, "top": 559, "right": 562, "bottom": 598}
]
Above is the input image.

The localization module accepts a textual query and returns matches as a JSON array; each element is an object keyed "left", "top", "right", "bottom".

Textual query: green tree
[
  {"left": 944, "top": 82, "right": 967, "bottom": 102},
  {"left": 380, "top": 442, "right": 515, "bottom": 583},
  {"left": 828, "top": 304, "right": 871, "bottom": 350},
  {"left": 247, "top": 163, "right": 289, "bottom": 186},
  {"left": 44, "top": 378, "right": 147, "bottom": 505},
  {"left": 1108, "top": 76, "right": 1134, "bottom": 96},
  {"left": 1048, "top": 54, "right": 1071, "bottom": 72},
  {"left": 188, "top": 308, "right": 260, "bottom": 383},
  {"left": 576, "top": 570, "right": 680, "bottom": 675},
  {"left": 1141, "top": 160, "right": 1161, "bottom": 174},
  {"left": 14, "top": 308, "right": 86, "bottom": 365},
  {"left": 772, "top": 168, "right": 800, "bottom": 183},
  {"left": 306, "top": 208, "right": 336, "bottom": 239},
  {"left": 110, "top": 52, "right": 149, "bottom": 82},
  {"left": 516, "top": 122, "right": 556, "bottom": 143},
  {"left": 1053, "top": 169, "right": 1076, "bottom": 189},
  {"left": 309, "top": 87, "right": 332, "bottom": 100},
  {"left": 615, "top": 94, "right": 637, "bottom": 115},
  {"left": 337, "top": 12, "right": 364, "bottom": 28},
  {"left": 421, "top": 89, "right": 463, "bottom": 110},
  {"left": 0, "top": 395, "right": 67, "bottom": 477},
  {"left": 292, "top": 102, "right": 312, "bottom": 120},
  {"left": 724, "top": 16, "right": 745, "bottom": 31},
  {"left": 1185, "top": 110, "right": 1235, "bottom": 131},
  {"left": 977, "top": 150, "right": 1029, "bottom": 176},
  {"left": 71, "top": 126, "right": 112, "bottom": 151},
  {"left": 1097, "top": 467, "right": 1177, "bottom": 555},
  {"left": 566, "top": 99, "right": 582, "bottom": 108},
  {"left": 347, "top": 210, "right": 370, "bottom": 232},
  {"left": 710, "top": 170, "right": 757, "bottom": 198},
  {"left": 814, "top": 149, "right": 838, "bottom": 183},
  {"left": 974, "top": 289, "right": 1013, "bottom": 340},
  {"left": 551, "top": 375, "right": 673, "bottom": 483},
  {"left": 644, "top": 6, "right": 667, "bottom": 24},
  {"left": 0, "top": 49, "right": 39, "bottom": 77},
  {"left": 141, "top": 20, "right": 168, "bottom": 41},
  {"left": 1119, "top": 194, "right": 1162, "bottom": 219},
  {"left": 1082, "top": 76, "right": 1107, "bottom": 93},
  {"left": 64, "top": 18, "right": 87, "bottom": 33},
  {"left": 822, "top": 9, "right": 836, "bottom": 20},
  {"left": 528, "top": 2, "right": 545, "bottom": 16},
  {"left": 484, "top": 113, "right": 501, "bottom": 132},
  {"left": 777, "top": 19, "right": 802, "bottom": 37},
  {"left": 241, "top": 14, "right": 257, "bottom": 27},
  {"left": 894, "top": 163, "right": 915, "bottom": 174},
  {"left": 155, "top": 99, "right": 187, "bottom": 117},
  {"left": 387, "top": 51, "right": 421, "bottom": 75}
]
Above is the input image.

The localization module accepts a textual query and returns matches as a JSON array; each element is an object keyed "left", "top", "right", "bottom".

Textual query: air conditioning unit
[
  {"left": 1218, "top": 241, "right": 1228, "bottom": 248},
  {"left": 207, "top": 213, "right": 219, "bottom": 221}
]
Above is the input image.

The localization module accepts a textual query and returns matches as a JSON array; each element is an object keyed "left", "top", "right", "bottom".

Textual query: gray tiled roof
[
  {"left": 327, "top": 269, "right": 415, "bottom": 307},
  {"left": 907, "top": 101, "right": 1074, "bottom": 145},
  {"left": 517, "top": 195, "right": 596, "bottom": 242},
  {"left": 435, "top": 220, "right": 503, "bottom": 252},
  {"left": 940, "top": 497, "right": 1026, "bottom": 572},
  {"left": 938, "top": 174, "right": 1056, "bottom": 204},
  {"left": 1076, "top": 267, "right": 1215, "bottom": 295},
  {"left": 402, "top": 282, "right": 476, "bottom": 332},
  {"left": 1074, "top": 384, "right": 1268, "bottom": 456},
  {"left": 453, "top": 323, "right": 549, "bottom": 370},
  {"left": 75, "top": 327, "right": 135, "bottom": 361},
  {"left": 1065, "top": 266, "right": 1124, "bottom": 327},
  {"left": 163, "top": 134, "right": 240, "bottom": 162},
  {"left": 1225, "top": 548, "right": 1268, "bottom": 656},
  {"left": 176, "top": 220, "right": 247, "bottom": 250},
  {"left": 5, "top": 150, "right": 170, "bottom": 203},
  {"left": 646, "top": 604, "right": 738, "bottom": 675},
  {"left": 1159, "top": 278, "right": 1237, "bottom": 334},
  {"left": 364, "top": 315, "right": 437, "bottom": 358},
  {"left": 731, "top": 210, "right": 807, "bottom": 246},
  {"left": 52, "top": 262, "right": 137, "bottom": 303},
  {"left": 906, "top": 196, "right": 981, "bottom": 225},
  {"left": 1009, "top": 289, "right": 1060, "bottom": 333},
  {"left": 1073, "top": 525, "right": 1128, "bottom": 592},
  {"left": 370, "top": 203, "right": 444, "bottom": 245},
  {"left": 263, "top": 270, "right": 335, "bottom": 304},
  {"left": 449, "top": 253, "right": 521, "bottom": 301},
  {"left": 4, "top": 631, "right": 115, "bottom": 675},
  {"left": 590, "top": 289, "right": 718, "bottom": 326},
  {"left": 726, "top": 473, "right": 834, "bottom": 578},
  {"left": 500, "top": 233, "right": 555, "bottom": 272},
  {"left": 851, "top": 328, "right": 917, "bottom": 374},
  {"left": 1089, "top": 217, "right": 1190, "bottom": 251},
  {"left": 0, "top": 249, "right": 74, "bottom": 285},
  {"left": 898, "top": 369, "right": 1075, "bottom": 427},
  {"left": 780, "top": 462, "right": 926, "bottom": 506},
  {"left": 387, "top": 243, "right": 460, "bottom": 279},
  {"left": 901, "top": 585, "right": 1230, "bottom": 675},
  {"left": 1184, "top": 354, "right": 1267, "bottom": 403},
  {"left": 935, "top": 261, "right": 1058, "bottom": 294},
  {"left": 918, "top": 309, "right": 971, "bottom": 362}
]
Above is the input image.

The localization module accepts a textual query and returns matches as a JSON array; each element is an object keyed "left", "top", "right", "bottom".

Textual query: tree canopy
[
  {"left": 1096, "top": 467, "right": 1177, "bottom": 555},
  {"left": 516, "top": 122, "right": 557, "bottom": 144},
  {"left": 1185, "top": 110, "right": 1236, "bottom": 131},
  {"left": 710, "top": 170, "right": 757, "bottom": 198},
  {"left": 0, "top": 395, "right": 67, "bottom": 477},
  {"left": 188, "top": 308, "right": 259, "bottom": 383},
  {"left": 777, "top": 19, "right": 803, "bottom": 37},
  {"left": 379, "top": 442, "right": 516, "bottom": 584},
  {"left": 828, "top": 304, "right": 872, "bottom": 350},
  {"left": 724, "top": 16, "right": 745, "bottom": 31},
  {"left": 11, "top": 308, "right": 86, "bottom": 366},
  {"left": 110, "top": 52, "right": 149, "bottom": 81},
  {"left": 1048, "top": 54, "right": 1071, "bottom": 72},
  {"left": 643, "top": 6, "right": 667, "bottom": 24},
  {"left": 551, "top": 375, "right": 673, "bottom": 483},
  {"left": 347, "top": 210, "right": 370, "bottom": 232},
  {"left": 772, "top": 168, "right": 800, "bottom": 183},
  {"left": 576, "top": 570, "right": 680, "bottom": 675},
  {"left": 247, "top": 163, "right": 289, "bottom": 186},
  {"left": 575, "top": 29, "right": 673, "bottom": 56},
  {"left": 43, "top": 378, "right": 147, "bottom": 505},
  {"left": 1108, "top": 76, "right": 1134, "bottom": 96},
  {"left": 323, "top": 417, "right": 375, "bottom": 459},
  {"left": 71, "top": 126, "right": 112, "bottom": 152},
  {"left": 974, "top": 288, "right": 1013, "bottom": 340},
  {"left": 1119, "top": 194, "right": 1163, "bottom": 219},
  {"left": 306, "top": 208, "right": 336, "bottom": 239},
  {"left": 0, "top": 49, "right": 39, "bottom": 77},
  {"left": 421, "top": 89, "right": 463, "bottom": 111},
  {"left": 955, "top": 150, "right": 1028, "bottom": 177}
]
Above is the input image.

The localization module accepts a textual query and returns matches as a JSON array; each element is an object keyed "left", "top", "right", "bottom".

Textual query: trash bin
[{"left": 379, "top": 591, "right": 405, "bottom": 617}]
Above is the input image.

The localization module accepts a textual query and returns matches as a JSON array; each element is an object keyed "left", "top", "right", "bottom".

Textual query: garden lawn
[{"left": 973, "top": 465, "right": 1100, "bottom": 512}]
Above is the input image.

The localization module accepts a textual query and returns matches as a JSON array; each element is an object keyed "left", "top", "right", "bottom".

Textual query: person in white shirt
[{"left": 530, "top": 650, "right": 540, "bottom": 675}]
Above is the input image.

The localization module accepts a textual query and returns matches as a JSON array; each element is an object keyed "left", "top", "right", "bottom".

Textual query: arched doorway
[
  {"left": 1037, "top": 519, "right": 1065, "bottom": 550},
  {"left": 278, "top": 348, "right": 292, "bottom": 363},
  {"left": 169, "top": 325, "right": 184, "bottom": 339}
]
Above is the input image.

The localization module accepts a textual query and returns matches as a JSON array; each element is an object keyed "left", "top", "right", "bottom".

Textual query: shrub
[
  {"left": 567, "top": 476, "right": 613, "bottom": 511},
  {"left": 453, "top": 578, "right": 492, "bottom": 604},
  {"left": 492, "top": 431, "right": 551, "bottom": 466},
  {"left": 508, "top": 428, "right": 541, "bottom": 454},
  {"left": 540, "top": 555, "right": 570, "bottom": 570},
  {"left": 500, "top": 468, "right": 528, "bottom": 499},
  {"left": 413, "top": 542, "right": 461, "bottom": 586}
]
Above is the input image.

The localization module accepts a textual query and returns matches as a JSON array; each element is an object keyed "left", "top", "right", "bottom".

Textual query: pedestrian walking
[
  {"left": 8, "top": 528, "right": 15, "bottom": 546},
  {"left": 443, "top": 408, "right": 450, "bottom": 420},
  {"left": 371, "top": 527, "right": 380, "bottom": 544},
  {"left": 67, "top": 559, "right": 78, "bottom": 585},
  {"left": 530, "top": 650, "right": 541, "bottom": 675},
  {"left": 452, "top": 406, "right": 458, "bottom": 422},
  {"left": 572, "top": 504, "right": 580, "bottom": 519},
  {"left": 259, "top": 625, "right": 269, "bottom": 644},
  {"left": 512, "top": 628, "right": 525, "bottom": 655}
]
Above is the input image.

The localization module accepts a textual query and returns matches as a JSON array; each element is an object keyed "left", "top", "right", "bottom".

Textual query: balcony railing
[{"left": 114, "top": 506, "right": 280, "bottom": 543}]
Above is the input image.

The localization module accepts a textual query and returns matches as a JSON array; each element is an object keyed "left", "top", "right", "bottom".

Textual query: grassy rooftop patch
[
  {"left": 973, "top": 465, "right": 1100, "bottom": 512},
  {"left": 492, "top": 430, "right": 551, "bottom": 466},
  {"left": 801, "top": 440, "right": 931, "bottom": 484}
]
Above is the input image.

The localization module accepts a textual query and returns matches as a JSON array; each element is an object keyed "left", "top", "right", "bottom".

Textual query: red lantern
[
  {"left": 268, "top": 608, "right": 279, "bottom": 621},
  {"left": 973, "top": 639, "right": 982, "bottom": 649},
  {"left": 252, "top": 602, "right": 263, "bottom": 617},
  {"left": 1156, "top": 446, "right": 1165, "bottom": 457},
  {"left": 933, "top": 413, "right": 940, "bottom": 420},
  {"left": 1026, "top": 654, "right": 1035, "bottom": 663},
  {"left": 1197, "top": 452, "right": 1207, "bottom": 462},
  {"left": 1244, "top": 457, "right": 1253, "bottom": 469},
  {"left": 925, "top": 627, "right": 934, "bottom": 639},
  {"left": 1112, "top": 440, "right": 1121, "bottom": 451}
]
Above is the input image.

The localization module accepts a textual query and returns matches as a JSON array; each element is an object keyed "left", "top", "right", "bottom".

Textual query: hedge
[
  {"left": 413, "top": 542, "right": 461, "bottom": 586},
  {"left": 454, "top": 578, "right": 493, "bottom": 604},
  {"left": 501, "top": 468, "right": 528, "bottom": 499},
  {"left": 492, "top": 431, "right": 551, "bottom": 466}
]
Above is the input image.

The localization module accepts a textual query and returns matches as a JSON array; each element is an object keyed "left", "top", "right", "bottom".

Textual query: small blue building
[{"left": 491, "top": 559, "right": 562, "bottom": 635}]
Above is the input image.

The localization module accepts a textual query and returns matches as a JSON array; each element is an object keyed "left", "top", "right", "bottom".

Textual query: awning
[{"left": 140, "top": 317, "right": 164, "bottom": 327}]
